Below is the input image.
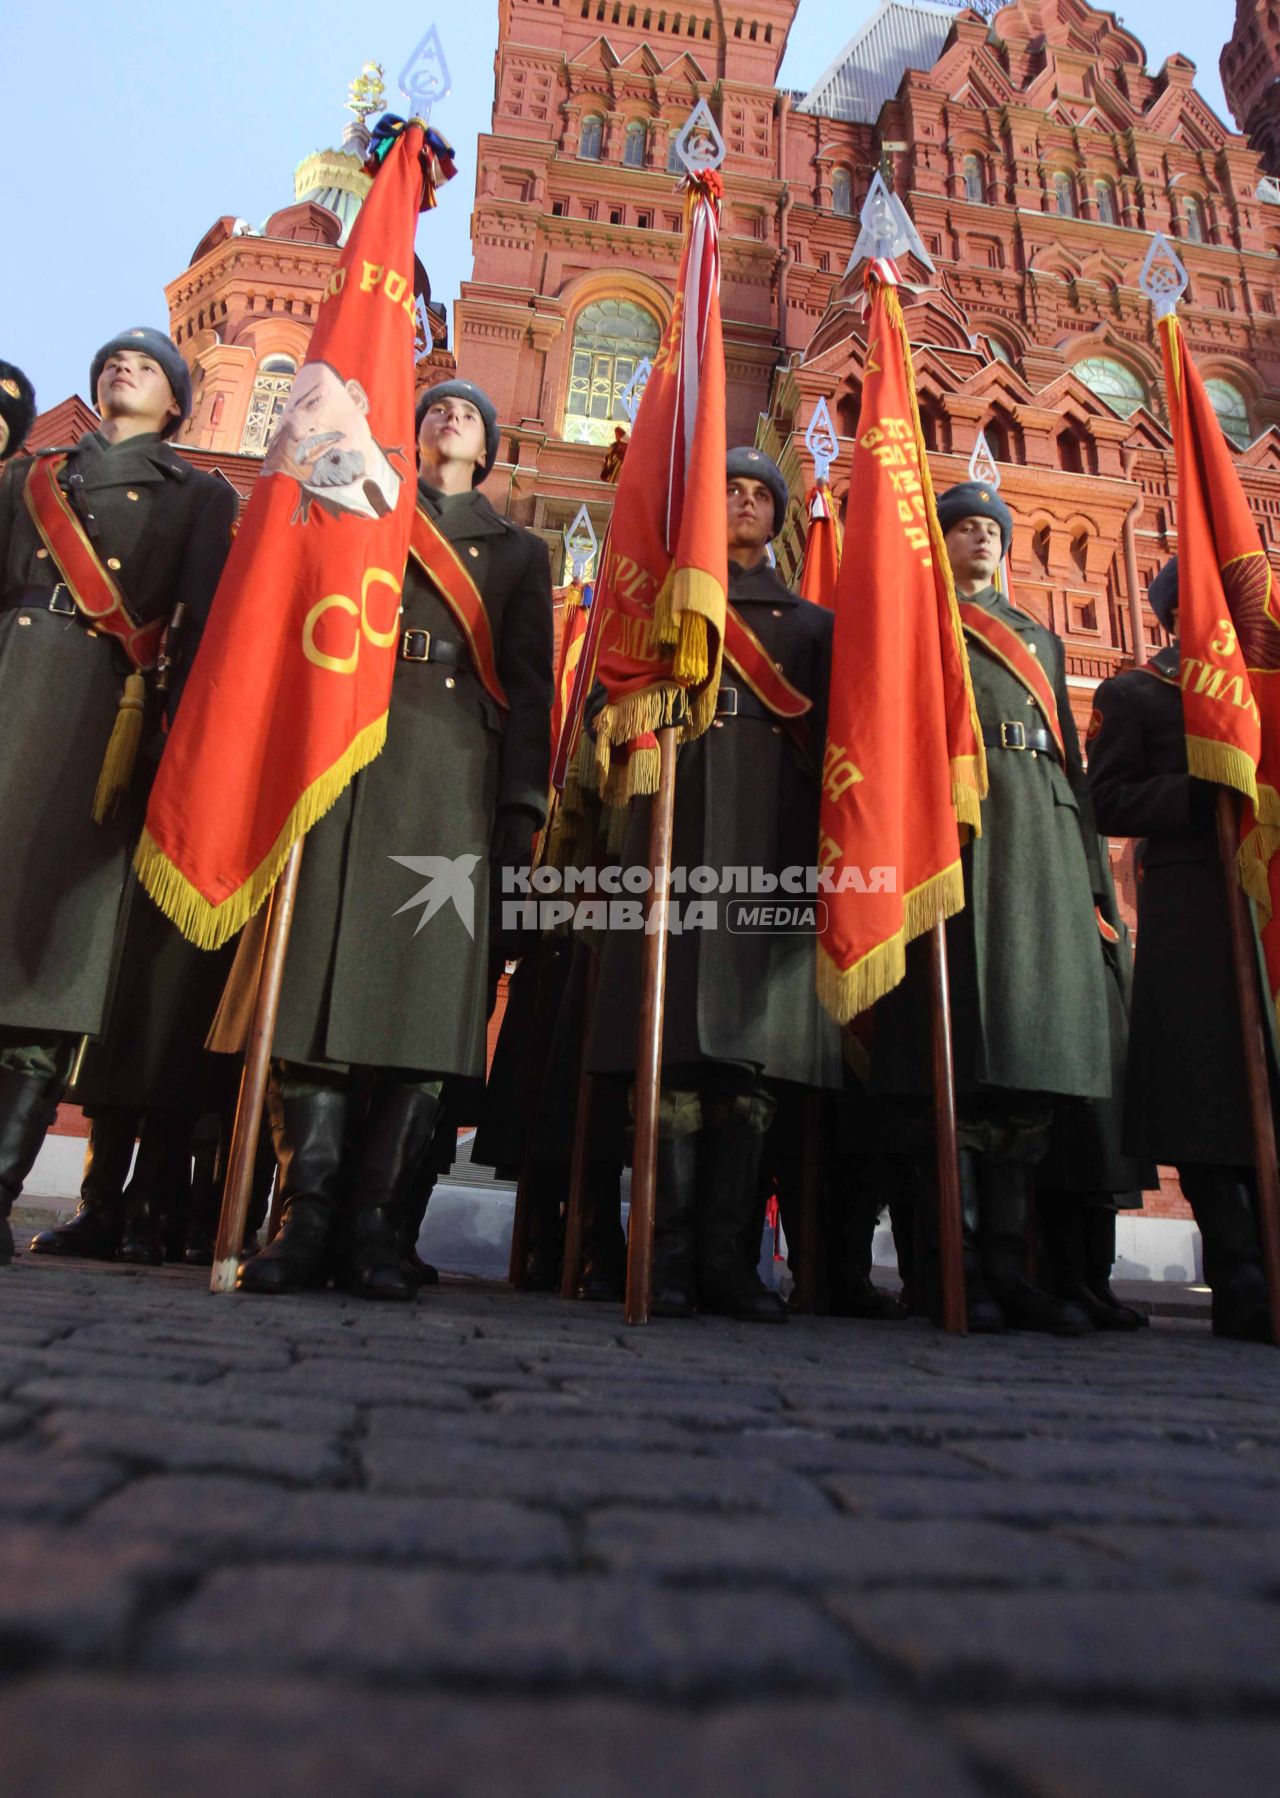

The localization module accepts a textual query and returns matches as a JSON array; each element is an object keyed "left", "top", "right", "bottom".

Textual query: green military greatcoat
[
  {"left": 0, "top": 432, "right": 235, "bottom": 1041},
  {"left": 874, "top": 582, "right": 1111, "bottom": 1103},
  {"left": 212, "top": 480, "right": 554, "bottom": 1078},
  {"left": 588, "top": 559, "right": 842, "bottom": 1090}
]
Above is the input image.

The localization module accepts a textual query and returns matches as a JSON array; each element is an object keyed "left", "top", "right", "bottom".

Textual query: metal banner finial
[
  {"left": 346, "top": 62, "right": 386, "bottom": 122},
  {"left": 399, "top": 26, "right": 451, "bottom": 120},
  {"left": 1139, "top": 233, "right": 1188, "bottom": 320},
  {"left": 674, "top": 100, "right": 725, "bottom": 175},
  {"left": 805, "top": 396, "right": 839, "bottom": 484},
  {"left": 847, "top": 171, "right": 936, "bottom": 275},
  {"left": 620, "top": 357, "right": 652, "bottom": 423},
  {"left": 968, "top": 429, "right": 1001, "bottom": 490},
  {"left": 564, "top": 505, "right": 598, "bottom": 581}
]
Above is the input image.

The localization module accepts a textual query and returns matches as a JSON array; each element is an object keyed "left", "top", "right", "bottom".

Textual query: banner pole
[
  {"left": 793, "top": 1091, "right": 822, "bottom": 1313},
  {"left": 624, "top": 723, "right": 678, "bottom": 1326},
  {"left": 507, "top": 938, "right": 560, "bottom": 1288},
  {"left": 928, "top": 919, "right": 968, "bottom": 1334},
  {"left": 210, "top": 842, "right": 303, "bottom": 1294},
  {"left": 1215, "top": 790, "right": 1280, "bottom": 1345},
  {"left": 559, "top": 950, "right": 601, "bottom": 1299}
]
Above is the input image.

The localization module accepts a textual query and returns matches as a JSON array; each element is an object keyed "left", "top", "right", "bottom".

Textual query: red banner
[
  {"left": 1158, "top": 312, "right": 1280, "bottom": 1024},
  {"left": 798, "top": 480, "right": 842, "bottom": 610},
  {"left": 135, "top": 122, "right": 445, "bottom": 948},
  {"left": 590, "top": 172, "right": 727, "bottom": 801},
  {"left": 816, "top": 275, "right": 986, "bottom": 1023}
]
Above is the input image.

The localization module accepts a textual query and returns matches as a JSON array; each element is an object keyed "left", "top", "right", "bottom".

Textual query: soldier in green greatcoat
[
  {"left": 0, "top": 361, "right": 36, "bottom": 463},
  {"left": 219, "top": 379, "right": 554, "bottom": 1302},
  {"left": 873, "top": 482, "right": 1110, "bottom": 1334},
  {"left": 0, "top": 330, "right": 236, "bottom": 1267}
]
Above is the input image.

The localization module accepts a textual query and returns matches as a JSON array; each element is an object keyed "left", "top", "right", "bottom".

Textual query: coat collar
[
  {"left": 728, "top": 558, "right": 798, "bottom": 606},
  {"left": 418, "top": 480, "right": 506, "bottom": 542}
]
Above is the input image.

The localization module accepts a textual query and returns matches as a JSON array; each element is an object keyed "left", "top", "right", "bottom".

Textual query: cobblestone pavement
[{"left": 2, "top": 1257, "right": 1279, "bottom": 1796}]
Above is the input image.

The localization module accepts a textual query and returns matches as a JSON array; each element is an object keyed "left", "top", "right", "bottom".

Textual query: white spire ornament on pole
[
  {"left": 399, "top": 25, "right": 451, "bottom": 123},
  {"left": 846, "top": 171, "right": 935, "bottom": 281},
  {"left": 673, "top": 99, "right": 726, "bottom": 176},
  {"left": 564, "top": 504, "right": 598, "bottom": 584},
  {"left": 805, "top": 396, "right": 839, "bottom": 488},
  {"left": 968, "top": 428, "right": 1009, "bottom": 594},
  {"left": 620, "top": 358, "right": 652, "bottom": 423},
  {"left": 1138, "top": 232, "right": 1189, "bottom": 320}
]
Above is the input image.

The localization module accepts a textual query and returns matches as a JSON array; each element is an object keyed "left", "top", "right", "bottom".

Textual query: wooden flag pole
[
  {"left": 624, "top": 723, "right": 678, "bottom": 1326},
  {"left": 210, "top": 840, "right": 303, "bottom": 1294},
  {"left": 507, "top": 938, "right": 560, "bottom": 1288},
  {"left": 928, "top": 920, "right": 968, "bottom": 1334},
  {"left": 559, "top": 950, "right": 601, "bottom": 1300},
  {"left": 1215, "top": 790, "right": 1280, "bottom": 1344}
]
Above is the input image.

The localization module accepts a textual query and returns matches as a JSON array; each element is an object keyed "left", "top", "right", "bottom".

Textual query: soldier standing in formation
[
  {"left": 873, "top": 482, "right": 1112, "bottom": 1334},
  {"left": 218, "top": 378, "right": 554, "bottom": 1301},
  {"left": 589, "top": 448, "right": 840, "bottom": 1323},
  {"left": 1088, "top": 560, "right": 1276, "bottom": 1344},
  {"left": 0, "top": 331, "right": 235, "bottom": 1266}
]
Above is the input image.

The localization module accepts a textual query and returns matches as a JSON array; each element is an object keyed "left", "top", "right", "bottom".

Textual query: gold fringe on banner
[
  {"left": 817, "top": 859, "right": 965, "bottom": 1025},
  {"left": 134, "top": 714, "right": 388, "bottom": 951},
  {"left": 1186, "top": 734, "right": 1259, "bottom": 811},
  {"left": 91, "top": 672, "right": 146, "bottom": 824},
  {"left": 951, "top": 754, "right": 984, "bottom": 836}
]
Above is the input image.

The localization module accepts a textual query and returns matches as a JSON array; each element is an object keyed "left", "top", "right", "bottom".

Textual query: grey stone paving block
[
  {"left": 0, "top": 1449, "right": 127, "bottom": 1521},
  {"left": 709, "top": 1431, "right": 985, "bottom": 1477},
  {"left": 0, "top": 1527, "right": 185, "bottom": 1663},
  {"left": 155, "top": 1566, "right": 867, "bottom": 1696},
  {"left": 833, "top": 1588, "right": 1280, "bottom": 1705},
  {"left": 586, "top": 1511, "right": 1117, "bottom": 1589},
  {"left": 563, "top": 1376, "right": 784, "bottom": 1410},
  {"left": 89, "top": 1475, "right": 573, "bottom": 1570},
  {"left": 956, "top": 1710, "right": 1280, "bottom": 1798},
  {"left": 0, "top": 1401, "right": 29, "bottom": 1439},
  {"left": 39, "top": 1410, "right": 346, "bottom": 1484},
  {"left": 0, "top": 1681, "right": 990, "bottom": 1798},
  {"left": 1069, "top": 1523, "right": 1280, "bottom": 1597},
  {"left": 3, "top": 1346, "right": 228, "bottom": 1385},
  {"left": 361, "top": 1438, "right": 831, "bottom": 1514},
  {"left": 276, "top": 1359, "right": 477, "bottom": 1407},
  {"left": 825, "top": 1473, "right": 1203, "bottom": 1525},
  {"left": 12, "top": 1376, "right": 358, "bottom": 1435},
  {"left": 55, "top": 1327, "right": 293, "bottom": 1372},
  {"left": 952, "top": 1437, "right": 1280, "bottom": 1486},
  {"left": 362, "top": 1405, "right": 693, "bottom": 1451}
]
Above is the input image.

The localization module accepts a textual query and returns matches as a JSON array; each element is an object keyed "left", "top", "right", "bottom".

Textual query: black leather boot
[
  {"left": 29, "top": 1107, "right": 137, "bottom": 1260},
  {"left": 236, "top": 1082, "right": 347, "bottom": 1294},
  {"left": 520, "top": 1162, "right": 565, "bottom": 1291},
  {"left": 979, "top": 1162, "right": 1092, "bottom": 1335},
  {"left": 118, "top": 1113, "right": 194, "bottom": 1266},
  {"left": 184, "top": 1117, "right": 275, "bottom": 1265},
  {"left": 1, "top": 1071, "right": 64, "bottom": 1265},
  {"left": 652, "top": 1101, "right": 699, "bottom": 1318},
  {"left": 338, "top": 1084, "right": 442, "bottom": 1301},
  {"left": 576, "top": 1159, "right": 627, "bottom": 1301},
  {"left": 1048, "top": 1201, "right": 1147, "bottom": 1331},
  {"left": 1180, "top": 1166, "right": 1274, "bottom": 1345},
  {"left": 828, "top": 1175, "right": 907, "bottom": 1321},
  {"left": 922, "top": 1150, "right": 1004, "bottom": 1331},
  {"left": 696, "top": 1089, "right": 788, "bottom": 1324},
  {"left": 396, "top": 1177, "right": 439, "bottom": 1289}
]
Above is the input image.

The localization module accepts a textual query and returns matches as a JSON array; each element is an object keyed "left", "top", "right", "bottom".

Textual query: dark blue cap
[
  {"left": 936, "top": 479, "right": 1014, "bottom": 556},
  {"left": 0, "top": 361, "right": 35, "bottom": 459},
  {"left": 727, "top": 446, "right": 788, "bottom": 537},
  {"left": 1148, "top": 558, "right": 1178, "bottom": 632}
]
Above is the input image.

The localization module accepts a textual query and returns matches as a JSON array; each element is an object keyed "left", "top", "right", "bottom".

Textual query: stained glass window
[
  {"left": 1074, "top": 356, "right": 1146, "bottom": 418},
  {"left": 240, "top": 354, "right": 296, "bottom": 456},
  {"left": 562, "top": 298, "right": 662, "bottom": 447}
]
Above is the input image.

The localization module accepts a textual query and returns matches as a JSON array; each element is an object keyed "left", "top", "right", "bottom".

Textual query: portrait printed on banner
[{"left": 263, "top": 360, "right": 405, "bottom": 524}]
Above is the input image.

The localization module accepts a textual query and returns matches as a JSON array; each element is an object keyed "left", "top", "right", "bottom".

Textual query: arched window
[
  {"left": 624, "top": 120, "right": 648, "bottom": 168},
  {"left": 667, "top": 133, "right": 683, "bottom": 173},
  {"left": 562, "top": 296, "right": 662, "bottom": 446},
  {"left": 1205, "top": 378, "right": 1251, "bottom": 447},
  {"left": 1094, "top": 180, "right": 1116, "bottom": 225},
  {"left": 1057, "top": 429, "right": 1083, "bottom": 474},
  {"left": 986, "top": 337, "right": 1012, "bottom": 365},
  {"left": 1075, "top": 355, "right": 1146, "bottom": 418},
  {"left": 1183, "top": 196, "right": 1206, "bottom": 243},
  {"left": 831, "top": 167, "right": 853, "bottom": 216},
  {"left": 963, "top": 155, "right": 984, "bottom": 203},
  {"left": 240, "top": 354, "right": 297, "bottom": 456},
  {"left": 578, "top": 114, "right": 603, "bottom": 160},
  {"left": 1053, "top": 172, "right": 1076, "bottom": 218}
]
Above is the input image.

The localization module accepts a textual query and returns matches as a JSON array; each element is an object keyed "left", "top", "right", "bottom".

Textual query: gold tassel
[
  {"left": 91, "top": 672, "right": 145, "bottom": 824},
  {"left": 671, "top": 611, "right": 708, "bottom": 683}
]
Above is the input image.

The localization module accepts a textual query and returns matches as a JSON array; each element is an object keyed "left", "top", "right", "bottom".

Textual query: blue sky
[{"left": 2, "top": 0, "right": 1230, "bottom": 415}]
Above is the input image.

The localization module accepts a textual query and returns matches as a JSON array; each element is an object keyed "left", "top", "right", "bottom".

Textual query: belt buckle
[
  {"left": 717, "top": 687, "right": 739, "bottom": 718},
  {"left": 999, "top": 720, "right": 1026, "bottom": 750},
  {"left": 401, "top": 627, "right": 431, "bottom": 662},
  {"left": 48, "top": 583, "right": 75, "bottom": 617}
]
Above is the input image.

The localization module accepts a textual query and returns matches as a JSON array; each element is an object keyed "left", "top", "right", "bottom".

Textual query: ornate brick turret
[{"left": 1222, "top": 0, "right": 1280, "bottom": 176}]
